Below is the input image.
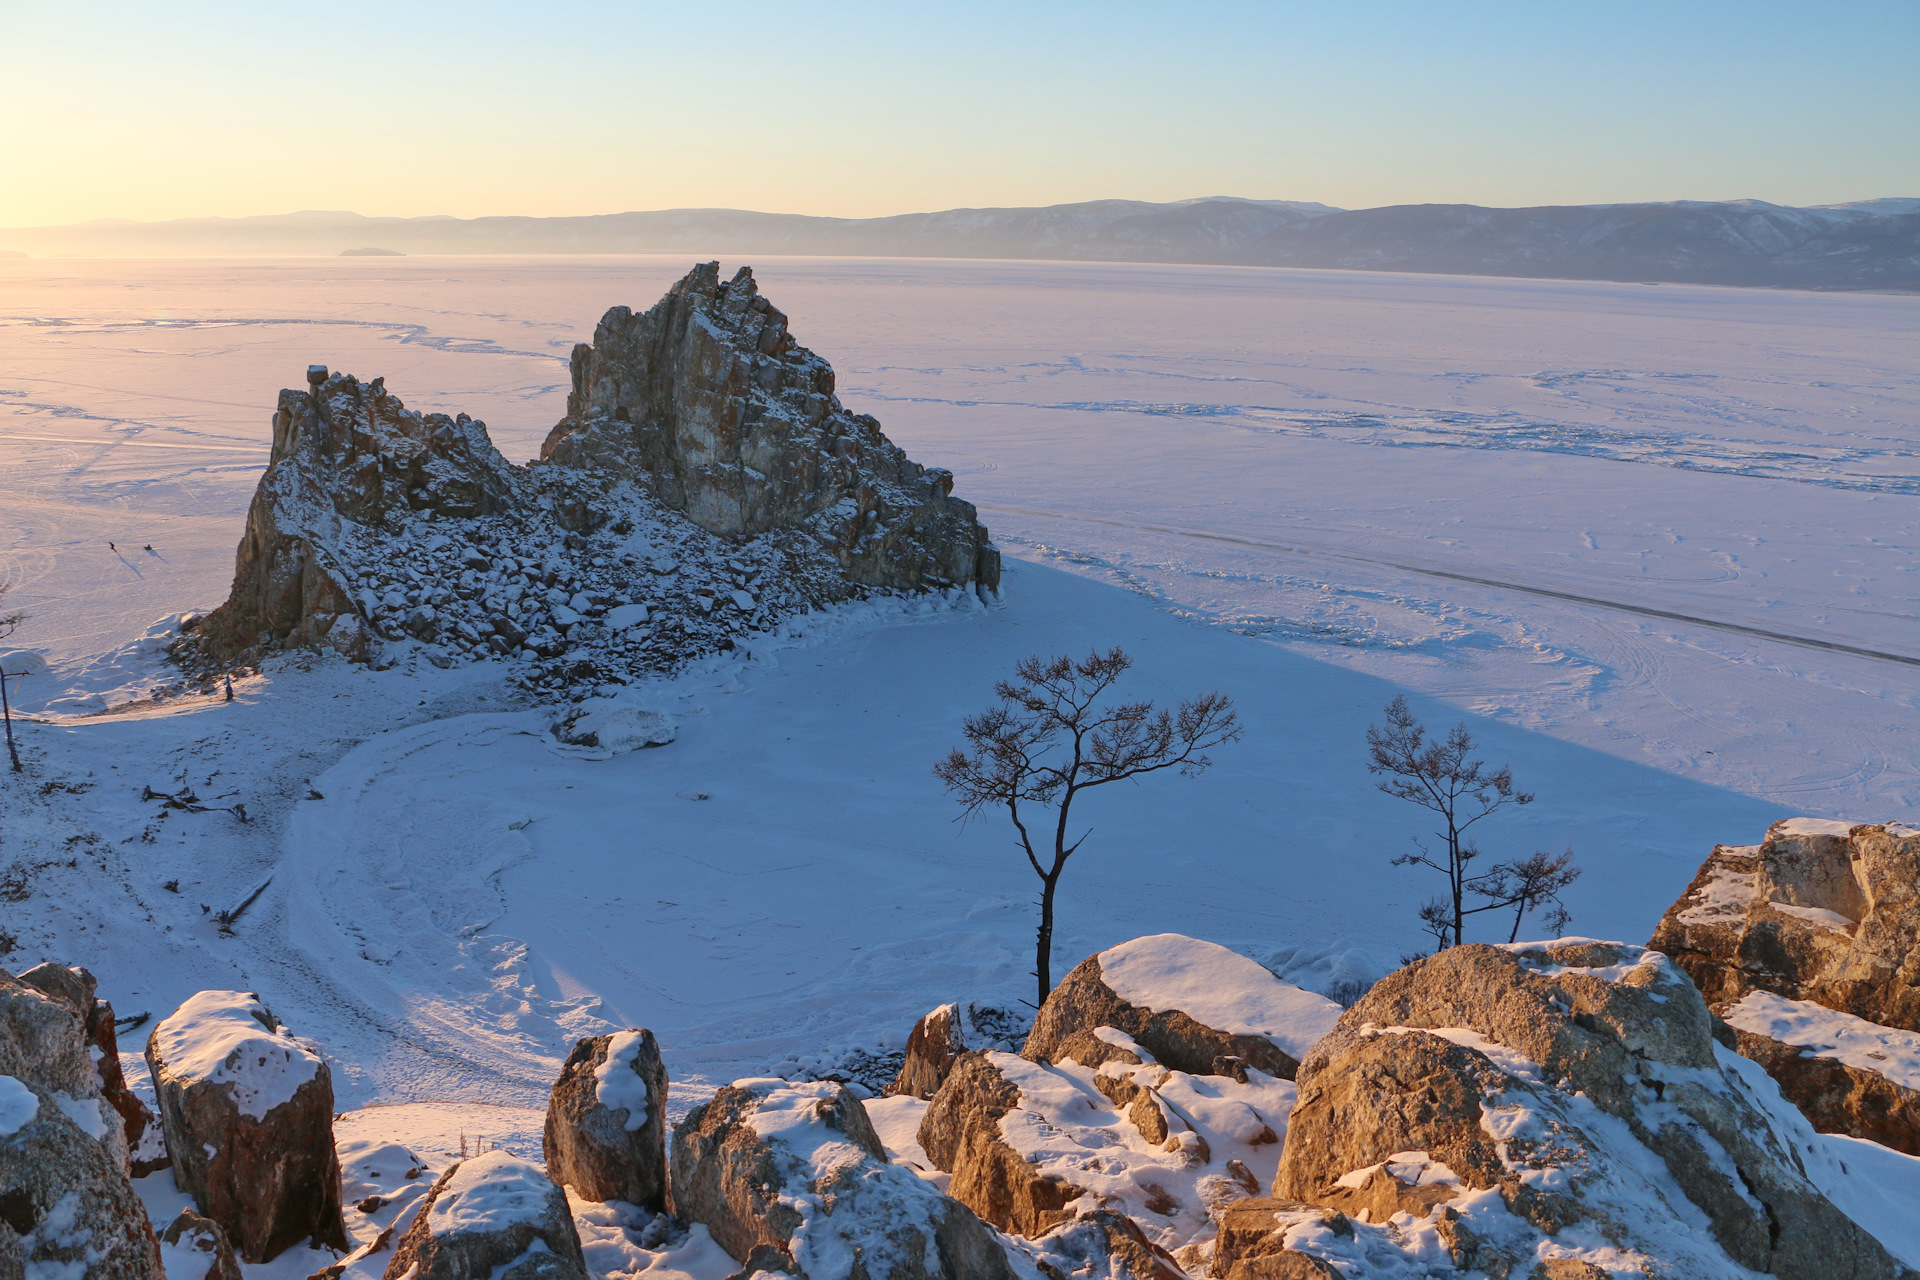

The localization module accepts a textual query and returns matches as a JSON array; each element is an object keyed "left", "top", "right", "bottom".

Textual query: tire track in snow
[{"left": 981, "top": 503, "right": 1920, "bottom": 669}]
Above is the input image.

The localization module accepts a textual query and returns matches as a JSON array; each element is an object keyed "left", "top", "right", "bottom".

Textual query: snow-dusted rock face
[
  {"left": 186, "top": 262, "right": 998, "bottom": 688},
  {"left": 145, "top": 989, "right": 349, "bottom": 1262},
  {"left": 1649, "top": 819, "right": 1920, "bottom": 1029},
  {"left": 891, "top": 1004, "right": 973, "bottom": 1101},
  {"left": 0, "top": 968, "right": 162, "bottom": 1278},
  {"left": 15, "top": 960, "right": 157, "bottom": 1174},
  {"left": 669, "top": 1077, "right": 1020, "bottom": 1279},
  {"left": 543, "top": 262, "right": 1001, "bottom": 594},
  {"left": 1260, "top": 940, "right": 1908, "bottom": 1280},
  {"left": 1718, "top": 992, "right": 1920, "bottom": 1157},
  {"left": 1648, "top": 819, "right": 1920, "bottom": 1153},
  {"left": 918, "top": 1036, "right": 1290, "bottom": 1258},
  {"left": 1023, "top": 934, "right": 1343, "bottom": 1080},
  {"left": 1024, "top": 1209, "right": 1187, "bottom": 1280},
  {"left": 543, "top": 1029, "right": 669, "bottom": 1211},
  {"left": 380, "top": 1150, "right": 587, "bottom": 1280},
  {"left": 158, "top": 1206, "right": 244, "bottom": 1280}
]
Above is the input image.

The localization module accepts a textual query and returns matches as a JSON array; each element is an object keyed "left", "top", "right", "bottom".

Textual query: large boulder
[
  {"left": 1262, "top": 940, "right": 1911, "bottom": 1279},
  {"left": 918, "top": 1031, "right": 1291, "bottom": 1253},
  {"left": 669, "top": 1076, "right": 1020, "bottom": 1279},
  {"left": 146, "top": 989, "right": 349, "bottom": 1261},
  {"left": 1025, "top": 1210, "right": 1188, "bottom": 1280},
  {"left": 542, "top": 1029, "right": 669, "bottom": 1210},
  {"left": 379, "top": 1150, "right": 587, "bottom": 1280},
  {"left": 16, "top": 961, "right": 158, "bottom": 1172},
  {"left": 1023, "top": 935, "right": 1341, "bottom": 1080},
  {"left": 1648, "top": 818, "right": 1920, "bottom": 1026},
  {"left": 0, "top": 968, "right": 162, "bottom": 1279},
  {"left": 542, "top": 262, "right": 1001, "bottom": 594},
  {"left": 1648, "top": 818, "right": 1920, "bottom": 1152}
]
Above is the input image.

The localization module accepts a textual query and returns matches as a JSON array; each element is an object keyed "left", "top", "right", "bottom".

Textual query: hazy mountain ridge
[{"left": 4, "top": 195, "right": 1915, "bottom": 289}]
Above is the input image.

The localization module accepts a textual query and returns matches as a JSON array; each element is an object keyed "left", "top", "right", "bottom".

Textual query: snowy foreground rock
[
  {"left": 1650, "top": 818, "right": 1920, "bottom": 1156},
  {"left": 145, "top": 989, "right": 349, "bottom": 1262},
  {"left": 670, "top": 1077, "right": 1022, "bottom": 1280},
  {"left": 184, "top": 261, "right": 999, "bottom": 690},
  {"left": 1245, "top": 940, "right": 1908, "bottom": 1280},
  {"left": 380, "top": 1150, "right": 588, "bottom": 1280},
  {"left": 0, "top": 966, "right": 162, "bottom": 1278},
  {"left": 543, "top": 1029, "right": 670, "bottom": 1211}
]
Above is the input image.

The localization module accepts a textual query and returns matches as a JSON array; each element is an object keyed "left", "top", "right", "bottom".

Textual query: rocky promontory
[{"left": 183, "top": 262, "right": 999, "bottom": 689}]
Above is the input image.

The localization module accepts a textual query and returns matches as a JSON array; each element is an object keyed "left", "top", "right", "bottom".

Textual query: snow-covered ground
[{"left": 2, "top": 255, "right": 1918, "bottom": 1272}]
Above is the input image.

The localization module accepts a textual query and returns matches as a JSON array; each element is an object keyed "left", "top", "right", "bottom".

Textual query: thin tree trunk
[{"left": 1036, "top": 871, "right": 1058, "bottom": 1009}]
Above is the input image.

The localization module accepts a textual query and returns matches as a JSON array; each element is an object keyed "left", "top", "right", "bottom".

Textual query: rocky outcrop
[
  {"left": 1209, "top": 1201, "right": 1350, "bottom": 1279},
  {"left": 0, "top": 968, "right": 162, "bottom": 1279},
  {"left": 919, "top": 1033, "right": 1291, "bottom": 1254},
  {"left": 146, "top": 990, "right": 349, "bottom": 1262},
  {"left": 1648, "top": 818, "right": 1920, "bottom": 1152},
  {"left": 542, "top": 262, "right": 1000, "bottom": 594},
  {"left": 159, "top": 1207, "right": 244, "bottom": 1280},
  {"left": 1262, "top": 940, "right": 1909, "bottom": 1279},
  {"left": 16, "top": 961, "right": 158, "bottom": 1173},
  {"left": 890, "top": 1003, "right": 973, "bottom": 1100},
  {"left": 1648, "top": 818, "right": 1920, "bottom": 1027},
  {"left": 1023, "top": 935, "right": 1341, "bottom": 1080},
  {"left": 380, "top": 1151, "right": 587, "bottom": 1280},
  {"left": 542, "top": 1029, "right": 668, "bottom": 1210},
  {"left": 669, "top": 1077, "right": 1019, "bottom": 1279},
  {"left": 185, "top": 263, "right": 998, "bottom": 688}
]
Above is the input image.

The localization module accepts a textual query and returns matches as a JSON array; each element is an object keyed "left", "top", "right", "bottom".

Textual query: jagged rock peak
[
  {"left": 181, "top": 263, "right": 1000, "bottom": 689},
  {"left": 542, "top": 262, "right": 1000, "bottom": 592}
]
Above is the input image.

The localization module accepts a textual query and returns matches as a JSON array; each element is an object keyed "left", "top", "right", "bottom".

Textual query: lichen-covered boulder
[
  {"left": 379, "top": 1151, "right": 586, "bottom": 1280},
  {"left": 1262, "top": 940, "right": 1910, "bottom": 1279},
  {"left": 1023, "top": 935, "right": 1341, "bottom": 1080},
  {"left": 0, "top": 967, "right": 161, "bottom": 1279},
  {"left": 146, "top": 990, "right": 349, "bottom": 1261},
  {"left": 16, "top": 961, "right": 158, "bottom": 1173},
  {"left": 542, "top": 1029, "right": 668, "bottom": 1209},
  {"left": 0, "top": 1076, "right": 162, "bottom": 1278},
  {"left": 669, "top": 1077, "right": 1020, "bottom": 1279}
]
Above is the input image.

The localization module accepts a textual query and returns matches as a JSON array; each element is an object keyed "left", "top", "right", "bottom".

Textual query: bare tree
[
  {"left": 1368, "top": 695, "right": 1576, "bottom": 949},
  {"left": 0, "top": 583, "right": 27, "bottom": 772},
  {"left": 936, "top": 647, "right": 1240, "bottom": 1008}
]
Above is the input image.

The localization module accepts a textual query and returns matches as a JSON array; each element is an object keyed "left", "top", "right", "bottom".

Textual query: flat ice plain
[{"left": 3, "top": 258, "right": 1919, "bottom": 1229}]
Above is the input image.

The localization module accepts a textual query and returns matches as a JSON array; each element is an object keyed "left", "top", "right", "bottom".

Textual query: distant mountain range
[{"left": 5, "top": 196, "right": 1917, "bottom": 290}]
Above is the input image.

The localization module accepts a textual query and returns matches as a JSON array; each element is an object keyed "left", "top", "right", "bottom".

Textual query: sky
[{"left": 2, "top": 0, "right": 1916, "bottom": 227}]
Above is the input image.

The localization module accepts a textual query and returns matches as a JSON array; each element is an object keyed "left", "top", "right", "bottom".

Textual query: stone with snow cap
[
  {"left": 543, "top": 1028, "right": 669, "bottom": 1209},
  {"left": 669, "top": 1077, "right": 1020, "bottom": 1279},
  {"left": 1023, "top": 934, "right": 1342, "bottom": 1080},
  {"left": 159, "top": 1206, "right": 244, "bottom": 1280},
  {"left": 16, "top": 960, "right": 158, "bottom": 1173},
  {"left": 1262, "top": 940, "right": 1909, "bottom": 1280},
  {"left": 890, "top": 1003, "right": 972, "bottom": 1101},
  {"left": 146, "top": 989, "right": 348, "bottom": 1262},
  {"left": 380, "top": 1150, "right": 587, "bottom": 1280}
]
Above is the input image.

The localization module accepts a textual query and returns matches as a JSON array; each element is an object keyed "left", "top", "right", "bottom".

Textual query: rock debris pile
[
  {"left": 1650, "top": 817, "right": 1920, "bottom": 1156},
  {"left": 182, "top": 261, "right": 1000, "bottom": 691}
]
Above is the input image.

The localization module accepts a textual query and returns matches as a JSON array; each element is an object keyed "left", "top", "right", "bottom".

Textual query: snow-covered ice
[{"left": 2, "top": 254, "right": 1919, "bottom": 1273}]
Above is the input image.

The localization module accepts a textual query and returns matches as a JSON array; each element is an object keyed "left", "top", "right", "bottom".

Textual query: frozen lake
[{"left": 6, "top": 254, "right": 1916, "bottom": 815}]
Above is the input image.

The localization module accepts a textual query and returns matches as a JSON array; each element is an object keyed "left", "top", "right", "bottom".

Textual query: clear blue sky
[{"left": 2, "top": 0, "right": 1915, "bottom": 224}]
